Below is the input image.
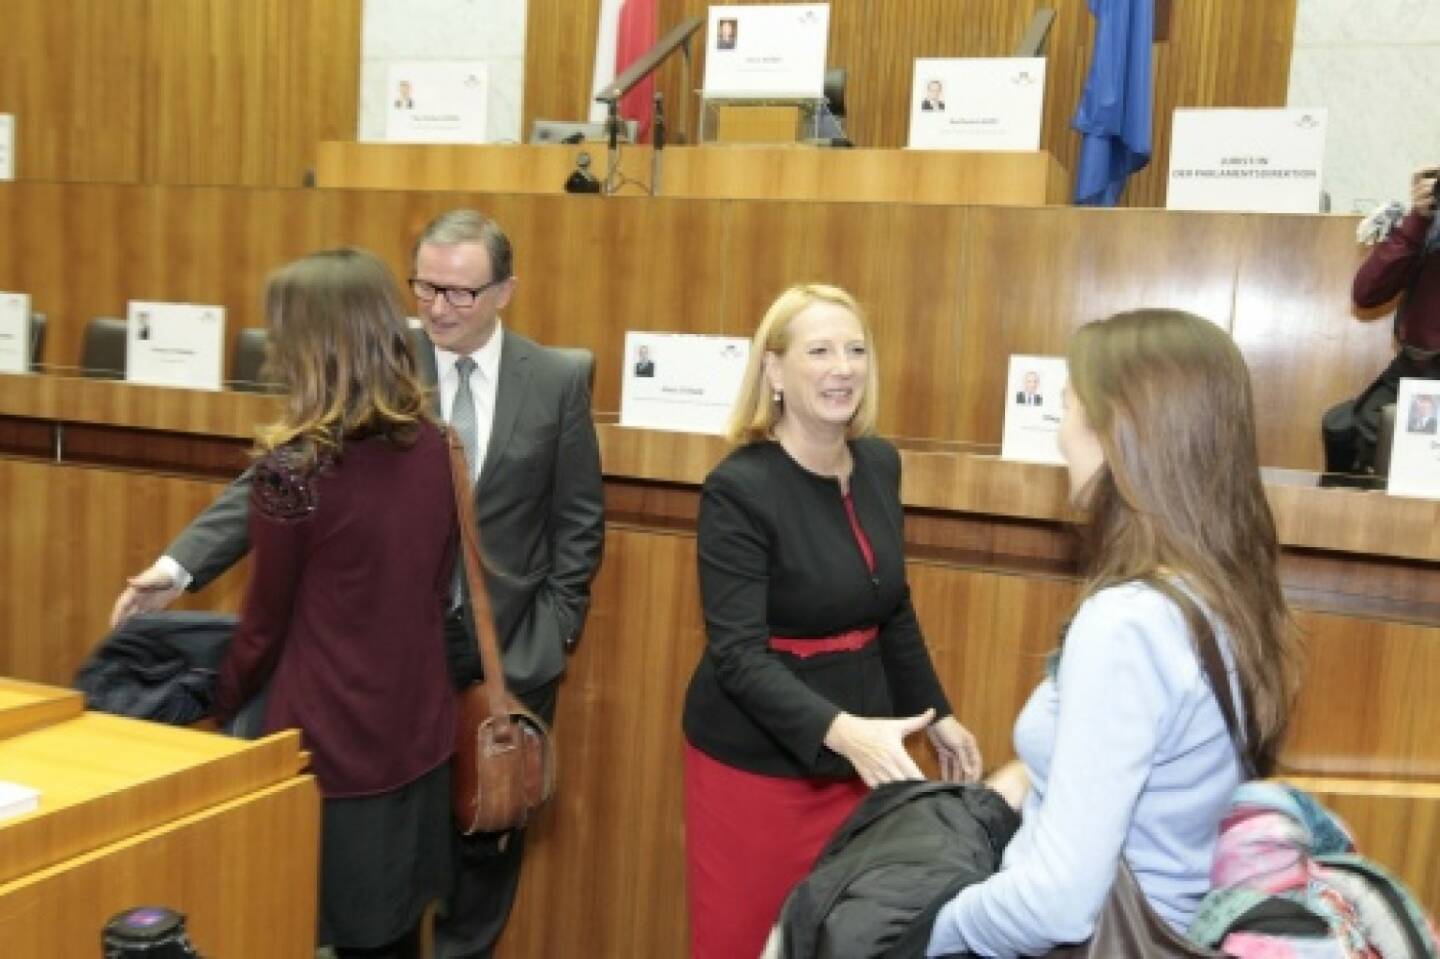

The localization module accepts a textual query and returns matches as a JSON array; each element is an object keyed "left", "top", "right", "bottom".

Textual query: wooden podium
[{"left": 0, "top": 678, "right": 319, "bottom": 956}]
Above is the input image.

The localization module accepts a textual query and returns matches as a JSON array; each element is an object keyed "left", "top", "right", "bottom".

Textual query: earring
[{"left": 772, "top": 389, "right": 783, "bottom": 403}]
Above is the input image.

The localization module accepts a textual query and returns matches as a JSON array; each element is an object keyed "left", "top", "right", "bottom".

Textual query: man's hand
[
  {"left": 109, "top": 563, "right": 184, "bottom": 628},
  {"left": 925, "top": 715, "right": 983, "bottom": 783},
  {"left": 1410, "top": 165, "right": 1438, "bottom": 218},
  {"left": 824, "top": 708, "right": 933, "bottom": 788}
]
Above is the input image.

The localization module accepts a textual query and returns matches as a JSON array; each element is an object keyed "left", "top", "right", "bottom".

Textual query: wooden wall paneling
[
  {"left": 1282, "top": 610, "right": 1440, "bottom": 779},
  {"left": 1128, "top": 0, "right": 1299, "bottom": 209},
  {"left": 954, "top": 206, "right": 1247, "bottom": 447},
  {"left": 1230, "top": 214, "right": 1391, "bottom": 473},
  {"left": 523, "top": 0, "right": 605, "bottom": 143},
  {"left": 0, "top": 0, "right": 147, "bottom": 183},
  {"left": 503, "top": 526, "right": 699, "bottom": 959},
  {"left": 719, "top": 202, "right": 970, "bottom": 441},
  {"left": 1, "top": 0, "right": 359, "bottom": 186},
  {"left": 143, "top": 0, "right": 362, "bottom": 187},
  {"left": 489, "top": 195, "right": 732, "bottom": 415},
  {"left": 908, "top": 563, "right": 1078, "bottom": 765},
  {"left": 0, "top": 461, "right": 245, "bottom": 685},
  {"left": 2, "top": 183, "right": 330, "bottom": 375}
]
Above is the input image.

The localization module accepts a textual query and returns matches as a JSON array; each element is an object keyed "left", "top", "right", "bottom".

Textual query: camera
[{"left": 102, "top": 907, "right": 203, "bottom": 958}]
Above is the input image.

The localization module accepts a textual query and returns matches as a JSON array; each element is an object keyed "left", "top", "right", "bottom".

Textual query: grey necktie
[
  {"left": 451, "top": 356, "right": 479, "bottom": 480},
  {"left": 449, "top": 356, "right": 478, "bottom": 608}
]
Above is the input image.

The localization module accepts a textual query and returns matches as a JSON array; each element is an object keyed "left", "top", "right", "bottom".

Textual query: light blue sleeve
[{"left": 927, "top": 587, "right": 1188, "bottom": 957}]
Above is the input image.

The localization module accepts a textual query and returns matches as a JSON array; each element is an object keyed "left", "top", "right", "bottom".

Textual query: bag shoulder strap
[
  {"left": 1147, "top": 579, "right": 1260, "bottom": 781},
  {"left": 445, "top": 428, "right": 511, "bottom": 723}
]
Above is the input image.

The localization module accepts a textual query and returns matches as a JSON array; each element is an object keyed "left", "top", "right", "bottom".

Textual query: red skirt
[{"left": 684, "top": 742, "right": 868, "bottom": 959}]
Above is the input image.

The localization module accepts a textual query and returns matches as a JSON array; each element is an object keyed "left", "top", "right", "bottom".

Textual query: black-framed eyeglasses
[{"left": 409, "top": 277, "right": 505, "bottom": 308}]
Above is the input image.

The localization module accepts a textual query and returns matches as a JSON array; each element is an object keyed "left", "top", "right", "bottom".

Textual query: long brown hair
[
  {"left": 255, "top": 247, "right": 431, "bottom": 466},
  {"left": 727, "top": 284, "right": 880, "bottom": 444},
  {"left": 1067, "top": 309, "right": 1299, "bottom": 774}
]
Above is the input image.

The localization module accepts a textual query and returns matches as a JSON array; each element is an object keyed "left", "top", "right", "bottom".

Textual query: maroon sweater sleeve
[
  {"left": 1353, "top": 211, "right": 1431, "bottom": 308},
  {"left": 212, "top": 457, "right": 312, "bottom": 725}
]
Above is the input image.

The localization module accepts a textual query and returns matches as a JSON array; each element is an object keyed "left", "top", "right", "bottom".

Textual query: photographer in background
[{"left": 1322, "top": 164, "right": 1440, "bottom": 481}]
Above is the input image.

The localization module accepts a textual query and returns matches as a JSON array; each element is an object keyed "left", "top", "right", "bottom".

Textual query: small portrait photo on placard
[
  {"left": 1001, "top": 355, "right": 1067, "bottom": 464},
  {"left": 620, "top": 331, "right": 750, "bottom": 435},
  {"left": 1386, "top": 378, "right": 1440, "bottom": 500},
  {"left": 715, "top": 17, "right": 738, "bottom": 51},
  {"left": 920, "top": 78, "right": 946, "bottom": 112},
  {"left": 1406, "top": 392, "right": 1439, "bottom": 436}
]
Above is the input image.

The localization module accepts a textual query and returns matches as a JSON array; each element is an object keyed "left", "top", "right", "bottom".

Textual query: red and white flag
[{"left": 588, "top": 0, "right": 658, "bottom": 142}]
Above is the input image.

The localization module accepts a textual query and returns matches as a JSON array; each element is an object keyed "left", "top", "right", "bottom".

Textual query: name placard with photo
[
  {"left": 907, "top": 58, "right": 1046, "bottom": 152},
  {"left": 0, "top": 114, "right": 13, "bottom": 181},
  {"left": 1387, "top": 378, "right": 1440, "bottom": 500},
  {"left": 620, "top": 332, "right": 750, "bottom": 435},
  {"left": 1001, "top": 355, "right": 1067, "bottom": 465},
  {"left": 126, "top": 301, "right": 225, "bottom": 392},
  {"left": 0, "top": 292, "right": 32, "bottom": 375},
  {"left": 702, "top": 3, "right": 830, "bottom": 99},
  {"left": 1167, "top": 108, "right": 1326, "bottom": 213},
  {"left": 383, "top": 61, "right": 490, "bottom": 144}
]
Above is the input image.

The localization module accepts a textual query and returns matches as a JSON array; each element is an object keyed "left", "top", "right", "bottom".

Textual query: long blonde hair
[
  {"left": 255, "top": 248, "right": 431, "bottom": 466},
  {"left": 727, "top": 284, "right": 880, "bottom": 444},
  {"left": 1067, "top": 309, "right": 1299, "bottom": 774}
]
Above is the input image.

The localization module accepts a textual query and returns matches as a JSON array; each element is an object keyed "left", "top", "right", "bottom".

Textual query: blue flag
[{"left": 1072, "top": 0, "right": 1155, "bottom": 206}]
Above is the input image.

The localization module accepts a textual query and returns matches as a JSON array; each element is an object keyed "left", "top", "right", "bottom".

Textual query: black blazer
[{"left": 682, "top": 438, "right": 952, "bottom": 779}]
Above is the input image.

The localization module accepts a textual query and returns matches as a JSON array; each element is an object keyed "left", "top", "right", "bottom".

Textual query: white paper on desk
[
  {"left": 907, "top": 58, "right": 1046, "bottom": 152},
  {"left": 383, "top": 61, "right": 489, "bottom": 144},
  {"left": 1387, "top": 378, "right": 1440, "bottom": 500},
  {"left": 702, "top": 4, "right": 830, "bottom": 99},
  {"left": 0, "top": 780, "right": 40, "bottom": 822},
  {"left": 0, "top": 114, "right": 14, "bottom": 181},
  {"left": 1001, "top": 355, "right": 1067, "bottom": 465},
  {"left": 0, "top": 292, "right": 32, "bottom": 375},
  {"left": 126, "top": 301, "right": 225, "bottom": 392},
  {"left": 620, "top": 332, "right": 750, "bottom": 435}
]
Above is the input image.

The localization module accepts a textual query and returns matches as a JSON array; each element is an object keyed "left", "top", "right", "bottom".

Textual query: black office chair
[
  {"left": 29, "top": 313, "right": 46, "bottom": 371},
  {"left": 80, "top": 317, "right": 128, "bottom": 380},
  {"left": 1374, "top": 403, "right": 1397, "bottom": 480},
  {"left": 231, "top": 327, "right": 278, "bottom": 393}
]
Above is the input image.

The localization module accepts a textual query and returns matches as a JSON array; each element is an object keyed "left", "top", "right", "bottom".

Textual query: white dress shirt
[{"left": 435, "top": 325, "right": 504, "bottom": 483}]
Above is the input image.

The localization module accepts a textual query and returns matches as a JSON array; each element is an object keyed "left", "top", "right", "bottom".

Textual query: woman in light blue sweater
[{"left": 928, "top": 310, "right": 1301, "bottom": 958}]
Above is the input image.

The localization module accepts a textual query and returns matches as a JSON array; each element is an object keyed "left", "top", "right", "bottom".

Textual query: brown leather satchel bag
[{"left": 445, "top": 431, "right": 557, "bottom": 835}]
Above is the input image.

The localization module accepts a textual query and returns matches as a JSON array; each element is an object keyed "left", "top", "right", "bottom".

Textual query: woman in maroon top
[
  {"left": 212, "top": 248, "right": 457, "bottom": 959},
  {"left": 681, "top": 284, "right": 984, "bottom": 959}
]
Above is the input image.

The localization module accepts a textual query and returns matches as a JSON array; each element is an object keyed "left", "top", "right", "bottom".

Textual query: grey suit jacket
[{"left": 167, "top": 329, "right": 605, "bottom": 694}]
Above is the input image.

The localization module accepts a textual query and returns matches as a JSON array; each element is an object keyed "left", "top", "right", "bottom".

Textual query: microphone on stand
[
  {"left": 603, "top": 99, "right": 620, "bottom": 195},
  {"left": 651, "top": 92, "right": 666, "bottom": 196}
]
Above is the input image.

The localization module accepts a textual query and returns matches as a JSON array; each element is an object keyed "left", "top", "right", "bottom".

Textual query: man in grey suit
[{"left": 109, "top": 209, "right": 606, "bottom": 959}]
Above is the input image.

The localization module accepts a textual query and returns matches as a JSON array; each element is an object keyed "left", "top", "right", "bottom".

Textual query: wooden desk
[
  {"left": 0, "top": 679, "right": 318, "bottom": 956},
  {"left": 315, "top": 142, "right": 1069, "bottom": 205}
]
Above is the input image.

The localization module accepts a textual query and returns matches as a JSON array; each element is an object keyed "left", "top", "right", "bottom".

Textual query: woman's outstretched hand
[{"left": 824, "top": 708, "right": 934, "bottom": 787}]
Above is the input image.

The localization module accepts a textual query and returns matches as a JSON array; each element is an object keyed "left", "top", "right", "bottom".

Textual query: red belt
[{"left": 768, "top": 626, "right": 879, "bottom": 659}]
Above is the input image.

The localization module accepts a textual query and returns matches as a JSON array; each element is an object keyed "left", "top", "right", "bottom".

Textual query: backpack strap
[{"left": 1191, "top": 617, "right": 1259, "bottom": 781}]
